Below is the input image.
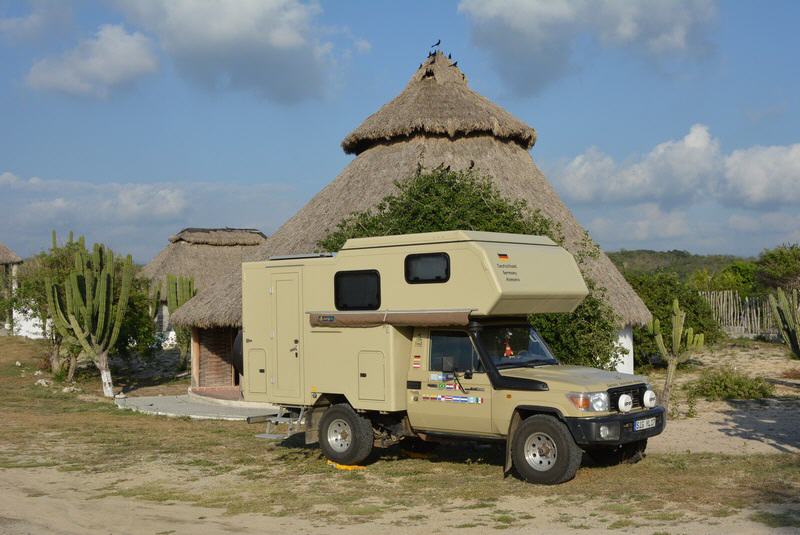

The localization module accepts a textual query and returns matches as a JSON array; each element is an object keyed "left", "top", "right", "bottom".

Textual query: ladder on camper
[{"left": 248, "top": 407, "right": 306, "bottom": 440}]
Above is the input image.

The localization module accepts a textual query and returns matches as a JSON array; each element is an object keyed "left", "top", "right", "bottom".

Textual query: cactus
[
  {"left": 164, "top": 274, "right": 195, "bottom": 366},
  {"left": 46, "top": 242, "right": 134, "bottom": 397},
  {"left": 769, "top": 288, "right": 800, "bottom": 358},
  {"left": 647, "top": 299, "right": 705, "bottom": 414}
]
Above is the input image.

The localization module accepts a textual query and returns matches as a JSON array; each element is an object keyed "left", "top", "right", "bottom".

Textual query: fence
[{"left": 698, "top": 290, "right": 779, "bottom": 338}]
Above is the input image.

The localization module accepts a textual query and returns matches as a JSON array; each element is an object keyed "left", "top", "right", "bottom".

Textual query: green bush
[
  {"left": 627, "top": 271, "right": 723, "bottom": 365},
  {"left": 685, "top": 367, "right": 775, "bottom": 400},
  {"left": 756, "top": 243, "right": 800, "bottom": 290},
  {"left": 318, "top": 169, "right": 623, "bottom": 370}
]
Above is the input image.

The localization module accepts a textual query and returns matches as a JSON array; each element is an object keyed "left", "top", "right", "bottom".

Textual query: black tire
[
  {"left": 511, "top": 414, "right": 582, "bottom": 485},
  {"left": 318, "top": 404, "right": 373, "bottom": 465},
  {"left": 588, "top": 439, "right": 647, "bottom": 467}
]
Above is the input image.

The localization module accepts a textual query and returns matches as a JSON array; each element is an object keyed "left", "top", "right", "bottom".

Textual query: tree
[
  {"left": 152, "top": 274, "right": 196, "bottom": 368},
  {"left": 47, "top": 242, "right": 134, "bottom": 397},
  {"left": 318, "top": 168, "right": 623, "bottom": 370},
  {"left": 627, "top": 271, "right": 722, "bottom": 366},
  {"left": 756, "top": 243, "right": 800, "bottom": 290},
  {"left": 647, "top": 299, "right": 704, "bottom": 412},
  {"left": 13, "top": 231, "right": 84, "bottom": 378}
]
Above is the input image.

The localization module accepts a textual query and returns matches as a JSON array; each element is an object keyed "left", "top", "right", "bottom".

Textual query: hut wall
[
  {"left": 197, "top": 327, "right": 237, "bottom": 388},
  {"left": 615, "top": 325, "right": 634, "bottom": 374}
]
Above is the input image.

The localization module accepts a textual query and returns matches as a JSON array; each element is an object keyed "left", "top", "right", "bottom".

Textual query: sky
[{"left": 1, "top": 0, "right": 799, "bottom": 263}]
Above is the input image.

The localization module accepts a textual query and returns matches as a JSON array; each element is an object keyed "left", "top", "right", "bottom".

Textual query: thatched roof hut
[
  {"left": 0, "top": 243, "right": 22, "bottom": 266},
  {"left": 142, "top": 228, "right": 267, "bottom": 295},
  {"left": 172, "top": 51, "right": 650, "bottom": 330}
]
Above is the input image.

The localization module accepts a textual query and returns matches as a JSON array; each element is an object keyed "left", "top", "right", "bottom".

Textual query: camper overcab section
[{"left": 241, "top": 231, "right": 664, "bottom": 484}]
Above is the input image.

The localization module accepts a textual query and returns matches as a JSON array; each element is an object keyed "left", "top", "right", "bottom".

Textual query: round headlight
[
  {"left": 618, "top": 393, "right": 633, "bottom": 412},
  {"left": 643, "top": 389, "right": 657, "bottom": 408}
]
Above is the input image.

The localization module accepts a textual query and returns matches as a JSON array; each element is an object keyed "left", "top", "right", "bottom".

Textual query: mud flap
[{"left": 504, "top": 411, "right": 522, "bottom": 476}]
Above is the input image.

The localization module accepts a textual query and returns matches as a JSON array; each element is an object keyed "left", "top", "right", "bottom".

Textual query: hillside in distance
[{"left": 608, "top": 249, "right": 749, "bottom": 279}]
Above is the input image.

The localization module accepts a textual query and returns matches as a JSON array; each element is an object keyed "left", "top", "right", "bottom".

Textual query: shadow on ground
[{"left": 713, "top": 398, "right": 800, "bottom": 454}]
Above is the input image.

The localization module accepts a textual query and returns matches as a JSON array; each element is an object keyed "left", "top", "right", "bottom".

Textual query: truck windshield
[{"left": 476, "top": 326, "right": 557, "bottom": 369}]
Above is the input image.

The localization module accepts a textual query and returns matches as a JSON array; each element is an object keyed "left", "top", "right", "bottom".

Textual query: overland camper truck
[{"left": 242, "top": 231, "right": 664, "bottom": 484}]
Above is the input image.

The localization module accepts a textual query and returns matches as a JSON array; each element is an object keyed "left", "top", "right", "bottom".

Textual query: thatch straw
[
  {"left": 141, "top": 228, "right": 267, "bottom": 296},
  {"left": 0, "top": 243, "right": 22, "bottom": 265},
  {"left": 342, "top": 51, "right": 536, "bottom": 155},
  {"left": 172, "top": 55, "right": 651, "bottom": 329}
]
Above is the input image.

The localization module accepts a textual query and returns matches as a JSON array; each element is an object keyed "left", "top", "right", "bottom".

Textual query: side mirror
[{"left": 441, "top": 356, "right": 455, "bottom": 373}]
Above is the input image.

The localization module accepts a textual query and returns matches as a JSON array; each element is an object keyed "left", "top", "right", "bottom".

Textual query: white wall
[{"left": 615, "top": 325, "right": 634, "bottom": 374}]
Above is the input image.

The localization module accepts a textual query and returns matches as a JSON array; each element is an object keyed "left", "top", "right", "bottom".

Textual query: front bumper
[{"left": 564, "top": 406, "right": 665, "bottom": 446}]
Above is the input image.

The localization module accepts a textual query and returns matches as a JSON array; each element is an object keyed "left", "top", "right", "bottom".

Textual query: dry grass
[{"left": 1, "top": 336, "right": 799, "bottom": 530}]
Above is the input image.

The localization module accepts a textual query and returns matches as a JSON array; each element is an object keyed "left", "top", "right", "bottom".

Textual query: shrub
[
  {"left": 685, "top": 367, "right": 774, "bottom": 401},
  {"left": 627, "top": 271, "right": 722, "bottom": 365},
  {"left": 318, "top": 169, "right": 623, "bottom": 370},
  {"left": 756, "top": 243, "right": 800, "bottom": 290}
]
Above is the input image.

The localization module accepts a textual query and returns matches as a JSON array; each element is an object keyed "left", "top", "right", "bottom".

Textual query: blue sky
[{"left": 1, "top": 0, "right": 799, "bottom": 262}]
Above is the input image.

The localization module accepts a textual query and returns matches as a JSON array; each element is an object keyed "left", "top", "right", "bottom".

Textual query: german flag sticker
[{"left": 497, "top": 253, "right": 509, "bottom": 261}]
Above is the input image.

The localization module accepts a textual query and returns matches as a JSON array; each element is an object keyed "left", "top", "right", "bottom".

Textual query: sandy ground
[{"left": 1, "top": 467, "right": 797, "bottom": 535}]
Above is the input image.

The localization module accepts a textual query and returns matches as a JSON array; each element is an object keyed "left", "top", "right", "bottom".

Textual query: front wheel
[
  {"left": 319, "top": 404, "right": 373, "bottom": 466},
  {"left": 511, "top": 414, "right": 582, "bottom": 484}
]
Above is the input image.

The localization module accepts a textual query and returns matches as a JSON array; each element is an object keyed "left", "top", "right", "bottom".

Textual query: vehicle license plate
[{"left": 634, "top": 417, "right": 656, "bottom": 431}]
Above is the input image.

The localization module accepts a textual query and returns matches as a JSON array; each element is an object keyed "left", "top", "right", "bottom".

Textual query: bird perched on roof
[
  {"left": 431, "top": 39, "right": 441, "bottom": 48},
  {"left": 450, "top": 61, "right": 458, "bottom": 67}
]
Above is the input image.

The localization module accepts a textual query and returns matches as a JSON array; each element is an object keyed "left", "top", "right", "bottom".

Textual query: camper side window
[
  {"left": 334, "top": 270, "right": 381, "bottom": 310},
  {"left": 430, "top": 331, "right": 481, "bottom": 372},
  {"left": 405, "top": 253, "right": 450, "bottom": 284}
]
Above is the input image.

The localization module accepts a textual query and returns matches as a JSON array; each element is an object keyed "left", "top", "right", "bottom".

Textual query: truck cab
[{"left": 241, "top": 231, "right": 664, "bottom": 484}]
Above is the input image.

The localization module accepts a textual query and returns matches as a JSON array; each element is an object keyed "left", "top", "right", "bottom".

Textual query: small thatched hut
[
  {"left": 173, "top": 51, "right": 651, "bottom": 373},
  {"left": 142, "top": 228, "right": 267, "bottom": 396},
  {"left": 0, "top": 242, "right": 23, "bottom": 335}
]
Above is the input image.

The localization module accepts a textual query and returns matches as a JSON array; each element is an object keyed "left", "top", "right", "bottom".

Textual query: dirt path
[{"left": 0, "top": 467, "right": 795, "bottom": 535}]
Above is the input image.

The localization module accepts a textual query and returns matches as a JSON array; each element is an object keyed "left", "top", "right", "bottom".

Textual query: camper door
[{"left": 268, "top": 269, "right": 304, "bottom": 402}]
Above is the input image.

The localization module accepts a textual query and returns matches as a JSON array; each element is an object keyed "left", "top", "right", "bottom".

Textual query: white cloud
[
  {"left": 116, "top": 0, "right": 333, "bottom": 102},
  {"left": 0, "top": 1, "right": 70, "bottom": 41},
  {"left": 590, "top": 203, "right": 690, "bottom": 242},
  {"left": 459, "top": 0, "right": 715, "bottom": 95},
  {"left": 26, "top": 24, "right": 158, "bottom": 98},
  {"left": 554, "top": 124, "right": 800, "bottom": 211},
  {"left": 556, "top": 124, "right": 721, "bottom": 204},
  {"left": 0, "top": 171, "right": 299, "bottom": 262},
  {"left": 721, "top": 144, "right": 800, "bottom": 207}
]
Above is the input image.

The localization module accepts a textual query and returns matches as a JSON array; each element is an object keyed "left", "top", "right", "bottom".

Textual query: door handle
[{"left": 360, "top": 373, "right": 367, "bottom": 378}]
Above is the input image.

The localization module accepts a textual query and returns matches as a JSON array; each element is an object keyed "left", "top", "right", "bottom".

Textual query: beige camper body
[
  {"left": 241, "top": 231, "right": 664, "bottom": 484},
  {"left": 242, "top": 231, "right": 587, "bottom": 408}
]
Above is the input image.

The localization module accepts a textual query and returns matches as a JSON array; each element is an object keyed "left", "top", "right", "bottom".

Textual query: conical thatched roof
[
  {"left": 0, "top": 243, "right": 22, "bottom": 265},
  {"left": 172, "top": 53, "right": 650, "bottom": 329},
  {"left": 342, "top": 52, "right": 536, "bottom": 155},
  {"left": 141, "top": 228, "right": 267, "bottom": 295}
]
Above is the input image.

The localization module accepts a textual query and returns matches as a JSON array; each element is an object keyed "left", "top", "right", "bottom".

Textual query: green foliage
[
  {"left": 608, "top": 249, "right": 742, "bottom": 280},
  {"left": 13, "top": 232, "right": 84, "bottom": 340},
  {"left": 529, "top": 281, "right": 623, "bottom": 369},
  {"left": 317, "top": 169, "right": 622, "bottom": 370},
  {"left": 165, "top": 274, "right": 196, "bottom": 365},
  {"left": 685, "top": 367, "right": 775, "bottom": 401},
  {"left": 756, "top": 243, "right": 800, "bottom": 290},
  {"left": 318, "top": 167, "right": 562, "bottom": 251},
  {"left": 769, "top": 288, "right": 799, "bottom": 358},
  {"left": 627, "top": 271, "right": 722, "bottom": 364},
  {"left": 115, "top": 277, "right": 157, "bottom": 357},
  {"left": 688, "top": 260, "right": 761, "bottom": 296}
]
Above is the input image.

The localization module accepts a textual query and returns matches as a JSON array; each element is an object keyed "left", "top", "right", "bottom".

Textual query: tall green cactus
[
  {"left": 46, "top": 242, "right": 134, "bottom": 397},
  {"left": 647, "top": 299, "right": 705, "bottom": 413},
  {"left": 769, "top": 288, "right": 799, "bottom": 358},
  {"left": 164, "top": 274, "right": 195, "bottom": 366}
]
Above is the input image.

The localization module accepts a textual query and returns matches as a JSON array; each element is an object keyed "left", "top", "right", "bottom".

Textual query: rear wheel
[
  {"left": 511, "top": 414, "right": 582, "bottom": 484},
  {"left": 319, "top": 404, "right": 373, "bottom": 465}
]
